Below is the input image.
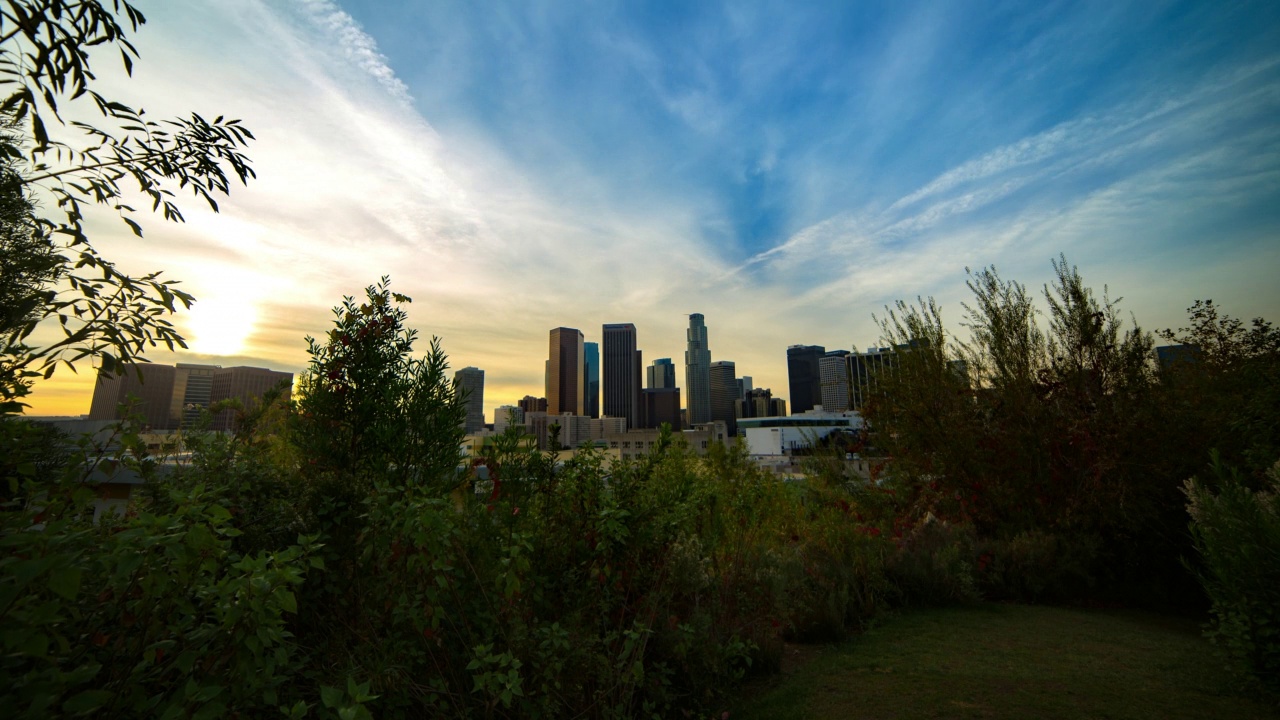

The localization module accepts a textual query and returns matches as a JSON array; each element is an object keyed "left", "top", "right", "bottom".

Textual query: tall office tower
[
  {"left": 709, "top": 360, "right": 738, "bottom": 434},
  {"left": 454, "top": 366, "right": 486, "bottom": 433},
  {"left": 548, "top": 327, "right": 585, "bottom": 415},
  {"left": 647, "top": 357, "right": 676, "bottom": 389},
  {"left": 584, "top": 341, "right": 600, "bottom": 419},
  {"left": 684, "top": 313, "right": 712, "bottom": 425},
  {"left": 603, "top": 323, "right": 642, "bottom": 429},
  {"left": 209, "top": 366, "right": 294, "bottom": 431},
  {"left": 736, "top": 376, "right": 753, "bottom": 400},
  {"left": 786, "top": 344, "right": 826, "bottom": 414},
  {"left": 819, "top": 350, "right": 852, "bottom": 412},
  {"left": 518, "top": 395, "right": 547, "bottom": 414}
]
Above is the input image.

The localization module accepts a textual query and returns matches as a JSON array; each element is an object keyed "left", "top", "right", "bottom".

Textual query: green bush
[
  {"left": 0, "top": 418, "right": 317, "bottom": 719},
  {"left": 1184, "top": 457, "right": 1280, "bottom": 693},
  {"left": 974, "top": 529, "right": 1101, "bottom": 603},
  {"left": 887, "top": 517, "right": 980, "bottom": 607}
]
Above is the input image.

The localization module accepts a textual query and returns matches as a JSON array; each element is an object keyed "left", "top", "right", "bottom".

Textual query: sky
[{"left": 22, "top": 0, "right": 1280, "bottom": 420}]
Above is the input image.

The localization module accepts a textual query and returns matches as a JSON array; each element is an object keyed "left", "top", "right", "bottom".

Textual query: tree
[{"left": 0, "top": 0, "right": 256, "bottom": 411}]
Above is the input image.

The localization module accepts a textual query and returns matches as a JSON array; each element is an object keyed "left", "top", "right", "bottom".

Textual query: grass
[{"left": 734, "top": 603, "right": 1278, "bottom": 720}]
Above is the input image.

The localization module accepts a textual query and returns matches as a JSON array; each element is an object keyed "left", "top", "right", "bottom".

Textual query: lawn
[{"left": 734, "top": 603, "right": 1278, "bottom": 720}]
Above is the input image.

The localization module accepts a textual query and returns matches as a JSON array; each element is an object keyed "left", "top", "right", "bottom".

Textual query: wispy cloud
[{"left": 23, "top": 0, "right": 1280, "bottom": 419}]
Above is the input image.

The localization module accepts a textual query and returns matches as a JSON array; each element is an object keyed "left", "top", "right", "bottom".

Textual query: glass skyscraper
[{"left": 584, "top": 341, "right": 600, "bottom": 419}]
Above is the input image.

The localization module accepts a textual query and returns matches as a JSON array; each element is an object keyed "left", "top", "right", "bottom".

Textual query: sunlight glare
[{"left": 184, "top": 295, "right": 259, "bottom": 357}]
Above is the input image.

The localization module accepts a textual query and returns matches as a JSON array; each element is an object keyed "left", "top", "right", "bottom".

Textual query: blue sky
[
  {"left": 25, "top": 0, "right": 1280, "bottom": 417},
  {"left": 342, "top": 0, "right": 1280, "bottom": 255}
]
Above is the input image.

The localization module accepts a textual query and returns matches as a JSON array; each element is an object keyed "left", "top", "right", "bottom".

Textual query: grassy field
[{"left": 734, "top": 603, "right": 1278, "bottom": 720}]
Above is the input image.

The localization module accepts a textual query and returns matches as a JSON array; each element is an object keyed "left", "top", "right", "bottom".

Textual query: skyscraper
[
  {"left": 709, "top": 360, "right": 738, "bottom": 434},
  {"left": 548, "top": 327, "right": 585, "bottom": 415},
  {"left": 584, "top": 341, "right": 600, "bottom": 419},
  {"left": 454, "top": 366, "right": 485, "bottom": 433},
  {"left": 684, "top": 313, "right": 711, "bottom": 425},
  {"left": 603, "top": 323, "right": 642, "bottom": 429},
  {"left": 647, "top": 357, "right": 676, "bottom": 389},
  {"left": 787, "top": 344, "right": 826, "bottom": 414},
  {"left": 819, "top": 350, "right": 851, "bottom": 412}
]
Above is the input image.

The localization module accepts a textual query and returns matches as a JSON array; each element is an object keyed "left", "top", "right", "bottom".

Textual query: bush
[
  {"left": 887, "top": 517, "right": 980, "bottom": 607},
  {"left": 0, "top": 418, "right": 317, "bottom": 719},
  {"left": 974, "top": 529, "right": 1101, "bottom": 603},
  {"left": 1184, "top": 456, "right": 1280, "bottom": 693}
]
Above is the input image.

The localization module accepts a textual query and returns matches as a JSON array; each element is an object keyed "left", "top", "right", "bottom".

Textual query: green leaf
[
  {"left": 320, "top": 685, "right": 343, "bottom": 709},
  {"left": 62, "top": 690, "right": 113, "bottom": 715},
  {"left": 277, "top": 590, "right": 297, "bottom": 614},
  {"left": 48, "top": 565, "right": 82, "bottom": 600},
  {"left": 17, "top": 632, "right": 49, "bottom": 657}
]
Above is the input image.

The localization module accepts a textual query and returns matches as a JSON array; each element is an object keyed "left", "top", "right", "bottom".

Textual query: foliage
[
  {"left": 0, "top": 416, "right": 317, "bottom": 719},
  {"left": 0, "top": 0, "right": 256, "bottom": 409},
  {"left": 886, "top": 517, "right": 980, "bottom": 607},
  {"left": 1184, "top": 456, "right": 1280, "bottom": 693},
  {"left": 1160, "top": 300, "right": 1280, "bottom": 477},
  {"left": 861, "top": 256, "right": 1245, "bottom": 606}
]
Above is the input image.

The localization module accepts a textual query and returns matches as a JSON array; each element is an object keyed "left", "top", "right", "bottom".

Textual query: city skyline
[{"left": 20, "top": 0, "right": 1280, "bottom": 422}]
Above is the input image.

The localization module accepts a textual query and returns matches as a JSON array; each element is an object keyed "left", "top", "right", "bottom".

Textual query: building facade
[
  {"left": 584, "top": 341, "right": 600, "bottom": 419},
  {"left": 603, "top": 323, "right": 643, "bottom": 429},
  {"left": 547, "top": 327, "right": 585, "bottom": 415},
  {"left": 208, "top": 366, "right": 293, "bottom": 431},
  {"left": 647, "top": 357, "right": 676, "bottom": 389},
  {"left": 642, "top": 387, "right": 682, "bottom": 430},
  {"left": 90, "top": 362, "right": 292, "bottom": 431},
  {"left": 786, "top": 344, "right": 826, "bottom": 414},
  {"left": 684, "top": 313, "right": 712, "bottom": 425},
  {"left": 819, "top": 350, "right": 852, "bottom": 412},
  {"left": 518, "top": 395, "right": 547, "bottom": 414},
  {"left": 89, "top": 363, "right": 177, "bottom": 430},
  {"left": 735, "top": 387, "right": 787, "bottom": 426},
  {"left": 454, "top": 366, "right": 486, "bottom": 433},
  {"left": 847, "top": 347, "right": 897, "bottom": 410},
  {"left": 493, "top": 405, "right": 522, "bottom": 433},
  {"left": 709, "top": 360, "right": 738, "bottom": 435}
]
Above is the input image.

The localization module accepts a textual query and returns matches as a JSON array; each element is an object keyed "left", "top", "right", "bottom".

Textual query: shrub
[
  {"left": 974, "top": 529, "right": 1101, "bottom": 603},
  {"left": 0, "top": 418, "right": 317, "bottom": 719},
  {"left": 887, "top": 517, "right": 980, "bottom": 607},
  {"left": 1184, "top": 457, "right": 1280, "bottom": 693}
]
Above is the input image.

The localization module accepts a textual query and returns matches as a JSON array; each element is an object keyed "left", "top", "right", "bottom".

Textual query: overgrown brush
[{"left": 1184, "top": 456, "right": 1280, "bottom": 694}]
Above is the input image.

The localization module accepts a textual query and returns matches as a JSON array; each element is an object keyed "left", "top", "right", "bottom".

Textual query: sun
[{"left": 184, "top": 295, "right": 259, "bottom": 357}]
